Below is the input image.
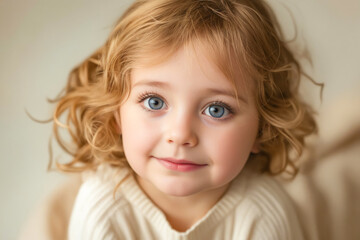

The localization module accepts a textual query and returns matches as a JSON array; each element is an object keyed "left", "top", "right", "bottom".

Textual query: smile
[{"left": 154, "top": 157, "right": 208, "bottom": 172}]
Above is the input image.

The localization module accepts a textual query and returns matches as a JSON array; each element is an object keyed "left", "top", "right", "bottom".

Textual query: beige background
[{"left": 0, "top": 0, "right": 359, "bottom": 239}]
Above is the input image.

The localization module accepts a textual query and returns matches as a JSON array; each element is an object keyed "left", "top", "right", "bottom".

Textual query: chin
[
  {"left": 161, "top": 189, "right": 200, "bottom": 197},
  {"left": 156, "top": 181, "right": 203, "bottom": 197}
]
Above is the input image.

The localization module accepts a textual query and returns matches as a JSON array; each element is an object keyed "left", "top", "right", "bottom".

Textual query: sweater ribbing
[{"left": 68, "top": 164, "right": 304, "bottom": 240}]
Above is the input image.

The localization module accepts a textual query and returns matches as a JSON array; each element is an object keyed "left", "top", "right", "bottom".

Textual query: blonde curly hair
[{"left": 51, "top": 0, "right": 321, "bottom": 177}]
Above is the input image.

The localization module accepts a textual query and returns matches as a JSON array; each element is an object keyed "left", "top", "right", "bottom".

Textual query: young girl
[{"left": 52, "top": 0, "right": 319, "bottom": 239}]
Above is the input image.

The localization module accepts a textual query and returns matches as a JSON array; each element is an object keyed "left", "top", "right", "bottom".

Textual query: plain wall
[
  {"left": 0, "top": 0, "right": 359, "bottom": 239},
  {"left": 0, "top": 1, "right": 133, "bottom": 239}
]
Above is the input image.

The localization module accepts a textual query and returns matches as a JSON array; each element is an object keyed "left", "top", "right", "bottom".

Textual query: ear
[
  {"left": 113, "top": 110, "right": 121, "bottom": 134},
  {"left": 251, "top": 139, "right": 260, "bottom": 154},
  {"left": 251, "top": 128, "right": 262, "bottom": 154}
]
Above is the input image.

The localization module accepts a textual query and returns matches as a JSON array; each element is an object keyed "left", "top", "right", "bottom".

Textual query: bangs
[{"left": 111, "top": 0, "right": 255, "bottom": 99}]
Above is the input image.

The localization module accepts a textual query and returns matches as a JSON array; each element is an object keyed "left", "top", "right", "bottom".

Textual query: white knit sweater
[{"left": 68, "top": 164, "right": 304, "bottom": 240}]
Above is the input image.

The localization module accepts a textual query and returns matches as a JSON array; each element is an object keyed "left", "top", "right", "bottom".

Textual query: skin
[{"left": 115, "top": 45, "right": 259, "bottom": 231}]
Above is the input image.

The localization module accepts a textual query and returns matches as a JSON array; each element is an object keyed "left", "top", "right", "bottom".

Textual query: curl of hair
[{"left": 51, "top": 0, "right": 322, "bottom": 177}]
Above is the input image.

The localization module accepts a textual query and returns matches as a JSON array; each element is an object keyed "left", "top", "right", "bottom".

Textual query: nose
[{"left": 165, "top": 110, "right": 198, "bottom": 147}]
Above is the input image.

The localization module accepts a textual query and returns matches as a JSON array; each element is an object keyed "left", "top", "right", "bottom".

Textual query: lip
[{"left": 154, "top": 157, "right": 207, "bottom": 172}]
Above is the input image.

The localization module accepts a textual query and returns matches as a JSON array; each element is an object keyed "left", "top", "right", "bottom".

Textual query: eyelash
[
  {"left": 136, "top": 91, "right": 235, "bottom": 117},
  {"left": 137, "top": 91, "right": 163, "bottom": 104}
]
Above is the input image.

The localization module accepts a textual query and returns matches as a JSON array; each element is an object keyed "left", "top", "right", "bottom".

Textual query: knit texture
[{"left": 68, "top": 164, "right": 304, "bottom": 240}]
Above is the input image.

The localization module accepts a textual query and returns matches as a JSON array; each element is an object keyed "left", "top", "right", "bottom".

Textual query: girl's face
[{"left": 116, "top": 46, "right": 259, "bottom": 197}]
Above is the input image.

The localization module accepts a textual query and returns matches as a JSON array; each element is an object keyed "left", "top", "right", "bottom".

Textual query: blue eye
[
  {"left": 144, "top": 97, "right": 165, "bottom": 110},
  {"left": 204, "top": 104, "right": 229, "bottom": 118}
]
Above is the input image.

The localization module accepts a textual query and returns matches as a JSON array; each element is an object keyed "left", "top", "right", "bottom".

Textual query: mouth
[{"left": 154, "top": 157, "right": 208, "bottom": 172}]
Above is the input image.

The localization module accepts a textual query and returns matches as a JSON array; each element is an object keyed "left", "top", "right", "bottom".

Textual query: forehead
[
  {"left": 131, "top": 40, "right": 253, "bottom": 96},
  {"left": 130, "top": 43, "right": 253, "bottom": 106},
  {"left": 132, "top": 45, "right": 228, "bottom": 88}
]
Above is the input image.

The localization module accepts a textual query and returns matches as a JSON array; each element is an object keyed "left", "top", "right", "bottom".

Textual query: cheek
[
  {"left": 208, "top": 123, "right": 258, "bottom": 180},
  {"left": 216, "top": 127, "right": 256, "bottom": 157},
  {"left": 119, "top": 108, "right": 158, "bottom": 167}
]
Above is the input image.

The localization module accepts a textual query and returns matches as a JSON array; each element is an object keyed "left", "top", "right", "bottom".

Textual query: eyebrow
[
  {"left": 132, "top": 80, "right": 248, "bottom": 104},
  {"left": 206, "top": 88, "right": 248, "bottom": 104},
  {"left": 133, "top": 80, "right": 170, "bottom": 89}
]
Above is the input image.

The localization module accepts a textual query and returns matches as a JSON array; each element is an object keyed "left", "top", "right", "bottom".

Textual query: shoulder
[
  {"left": 68, "top": 164, "right": 131, "bottom": 239},
  {"left": 234, "top": 171, "right": 305, "bottom": 240},
  {"left": 72, "top": 163, "right": 130, "bottom": 211}
]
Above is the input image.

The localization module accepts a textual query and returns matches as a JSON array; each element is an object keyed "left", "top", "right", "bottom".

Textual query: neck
[{"left": 136, "top": 176, "right": 229, "bottom": 232}]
